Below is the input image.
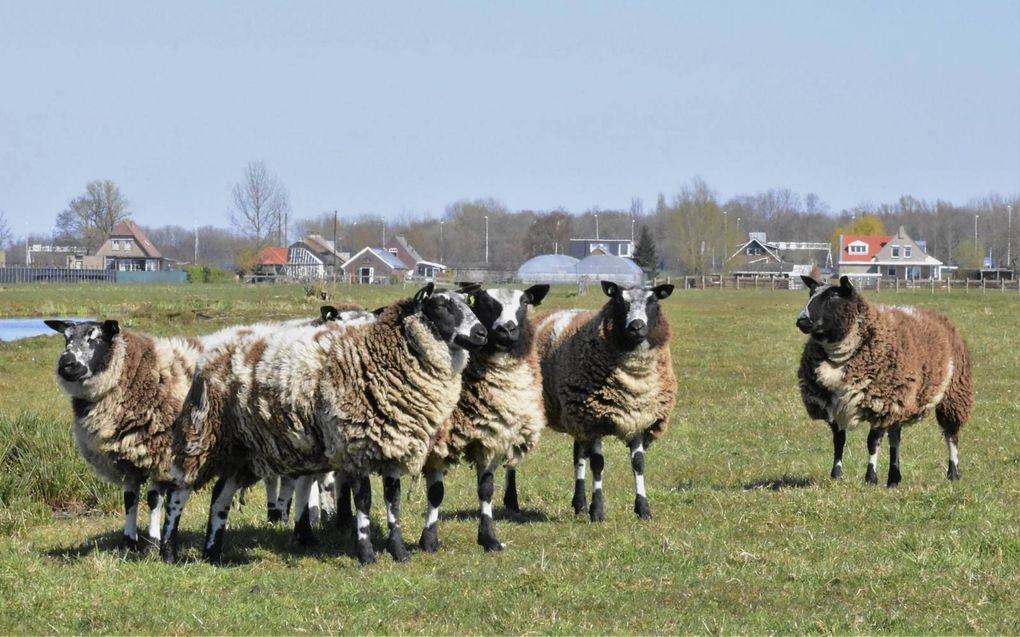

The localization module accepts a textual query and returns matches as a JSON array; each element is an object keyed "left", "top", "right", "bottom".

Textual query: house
[
  {"left": 341, "top": 247, "right": 410, "bottom": 284},
  {"left": 384, "top": 235, "right": 447, "bottom": 280},
  {"left": 726, "top": 232, "right": 830, "bottom": 278},
  {"left": 82, "top": 220, "right": 169, "bottom": 271},
  {"left": 568, "top": 238, "right": 633, "bottom": 259},
  {"left": 839, "top": 226, "right": 944, "bottom": 280},
  {"left": 254, "top": 246, "right": 288, "bottom": 278},
  {"left": 286, "top": 234, "right": 348, "bottom": 279}
]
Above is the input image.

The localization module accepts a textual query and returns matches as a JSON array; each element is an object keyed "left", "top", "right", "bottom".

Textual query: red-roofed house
[
  {"left": 255, "top": 246, "right": 288, "bottom": 278},
  {"left": 839, "top": 226, "right": 944, "bottom": 280},
  {"left": 82, "top": 220, "right": 170, "bottom": 271}
]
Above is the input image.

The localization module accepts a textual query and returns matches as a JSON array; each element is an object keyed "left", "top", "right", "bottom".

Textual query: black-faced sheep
[
  {"left": 44, "top": 319, "right": 202, "bottom": 550},
  {"left": 418, "top": 284, "right": 549, "bottom": 553},
  {"left": 534, "top": 281, "right": 677, "bottom": 521},
  {"left": 797, "top": 275, "right": 974, "bottom": 486},
  {"left": 159, "top": 283, "right": 486, "bottom": 565}
]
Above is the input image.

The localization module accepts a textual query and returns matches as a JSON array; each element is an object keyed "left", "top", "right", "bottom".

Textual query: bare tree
[
  {"left": 55, "top": 180, "right": 130, "bottom": 251},
  {"left": 230, "top": 161, "right": 290, "bottom": 253}
]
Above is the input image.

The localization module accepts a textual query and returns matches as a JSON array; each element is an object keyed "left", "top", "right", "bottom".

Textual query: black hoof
[
  {"left": 418, "top": 525, "right": 440, "bottom": 553},
  {"left": 203, "top": 546, "right": 223, "bottom": 565},
  {"left": 830, "top": 464, "right": 843, "bottom": 480},
  {"left": 159, "top": 540, "right": 177, "bottom": 564},
  {"left": 589, "top": 495, "right": 606, "bottom": 522},
  {"left": 386, "top": 537, "right": 410, "bottom": 563},
  {"left": 117, "top": 535, "right": 139, "bottom": 552},
  {"left": 572, "top": 479, "right": 586, "bottom": 515},
  {"left": 865, "top": 467, "right": 878, "bottom": 485},
  {"left": 478, "top": 533, "right": 506, "bottom": 552},
  {"left": 267, "top": 508, "right": 283, "bottom": 524},
  {"left": 140, "top": 536, "right": 160, "bottom": 554},
  {"left": 947, "top": 463, "right": 960, "bottom": 481},
  {"left": 634, "top": 495, "right": 652, "bottom": 520},
  {"left": 355, "top": 540, "right": 376, "bottom": 565},
  {"left": 503, "top": 492, "right": 520, "bottom": 513}
]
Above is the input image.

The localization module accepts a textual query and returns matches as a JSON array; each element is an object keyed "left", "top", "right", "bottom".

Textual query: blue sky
[{"left": 1, "top": 1, "right": 1018, "bottom": 236}]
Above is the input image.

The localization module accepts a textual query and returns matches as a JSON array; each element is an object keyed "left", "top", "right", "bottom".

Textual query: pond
[{"left": 0, "top": 318, "right": 94, "bottom": 343}]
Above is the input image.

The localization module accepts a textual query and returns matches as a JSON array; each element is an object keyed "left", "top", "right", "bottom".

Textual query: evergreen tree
[{"left": 633, "top": 224, "right": 658, "bottom": 279}]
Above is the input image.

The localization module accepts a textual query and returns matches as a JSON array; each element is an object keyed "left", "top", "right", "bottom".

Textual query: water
[{"left": 0, "top": 318, "right": 94, "bottom": 343}]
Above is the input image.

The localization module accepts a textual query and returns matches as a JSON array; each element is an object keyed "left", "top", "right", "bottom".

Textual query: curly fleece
[
  {"left": 534, "top": 306, "right": 676, "bottom": 444},
  {"left": 171, "top": 299, "right": 467, "bottom": 488},
  {"left": 799, "top": 299, "right": 973, "bottom": 433}
]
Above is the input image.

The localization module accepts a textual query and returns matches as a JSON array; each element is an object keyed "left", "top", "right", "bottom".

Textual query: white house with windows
[
  {"left": 341, "top": 246, "right": 410, "bottom": 284},
  {"left": 286, "top": 234, "right": 347, "bottom": 279},
  {"left": 839, "top": 226, "right": 944, "bottom": 280}
]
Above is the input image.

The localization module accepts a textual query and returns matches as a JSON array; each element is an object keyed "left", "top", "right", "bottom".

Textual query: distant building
[
  {"left": 342, "top": 247, "right": 410, "bottom": 283},
  {"left": 286, "top": 234, "right": 348, "bottom": 279},
  {"left": 517, "top": 254, "right": 580, "bottom": 284},
  {"left": 384, "top": 235, "right": 446, "bottom": 279},
  {"left": 83, "top": 220, "right": 169, "bottom": 271},
  {"left": 839, "top": 226, "right": 944, "bottom": 280},
  {"left": 726, "top": 232, "right": 831, "bottom": 279},
  {"left": 255, "top": 246, "right": 288, "bottom": 277},
  {"left": 568, "top": 238, "right": 633, "bottom": 259}
]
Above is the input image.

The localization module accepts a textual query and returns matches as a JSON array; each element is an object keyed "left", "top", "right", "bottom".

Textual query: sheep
[
  {"left": 417, "top": 284, "right": 550, "bottom": 553},
  {"left": 158, "top": 283, "right": 487, "bottom": 565},
  {"left": 534, "top": 280, "right": 677, "bottom": 521},
  {"left": 796, "top": 275, "right": 973, "bottom": 486},
  {"left": 44, "top": 319, "right": 202, "bottom": 551}
]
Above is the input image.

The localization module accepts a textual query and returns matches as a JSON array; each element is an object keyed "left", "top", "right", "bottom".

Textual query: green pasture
[{"left": 0, "top": 282, "right": 1017, "bottom": 634}]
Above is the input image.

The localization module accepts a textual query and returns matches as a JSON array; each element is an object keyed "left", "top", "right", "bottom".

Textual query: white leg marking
[
  {"left": 425, "top": 469, "right": 442, "bottom": 526},
  {"left": 147, "top": 489, "right": 164, "bottom": 541},
  {"left": 630, "top": 439, "right": 647, "bottom": 497},
  {"left": 293, "top": 475, "right": 314, "bottom": 528},
  {"left": 575, "top": 458, "right": 587, "bottom": 480},
  {"left": 205, "top": 477, "right": 240, "bottom": 550},
  {"left": 946, "top": 437, "right": 960, "bottom": 465}
]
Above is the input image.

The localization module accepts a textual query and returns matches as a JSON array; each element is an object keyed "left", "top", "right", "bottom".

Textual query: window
[
  {"left": 388, "top": 248, "right": 398, "bottom": 255},
  {"left": 888, "top": 267, "right": 896, "bottom": 277},
  {"left": 747, "top": 244, "right": 764, "bottom": 256},
  {"left": 891, "top": 246, "right": 900, "bottom": 258},
  {"left": 904, "top": 246, "right": 912, "bottom": 258},
  {"left": 619, "top": 243, "right": 631, "bottom": 257},
  {"left": 112, "top": 240, "right": 120, "bottom": 251},
  {"left": 848, "top": 242, "right": 868, "bottom": 255}
]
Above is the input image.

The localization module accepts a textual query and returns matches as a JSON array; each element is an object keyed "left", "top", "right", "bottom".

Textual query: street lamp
[
  {"left": 594, "top": 213, "right": 599, "bottom": 240},
  {"left": 440, "top": 220, "right": 445, "bottom": 263},
  {"left": 722, "top": 210, "right": 728, "bottom": 268},
  {"left": 631, "top": 217, "right": 635, "bottom": 243},
  {"left": 1008, "top": 204, "right": 1013, "bottom": 268},
  {"left": 974, "top": 214, "right": 979, "bottom": 256},
  {"left": 484, "top": 215, "right": 489, "bottom": 265}
]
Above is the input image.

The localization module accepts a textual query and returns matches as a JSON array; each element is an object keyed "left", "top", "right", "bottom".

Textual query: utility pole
[
  {"left": 1008, "top": 204, "right": 1013, "bottom": 268},
  {"left": 194, "top": 221, "right": 199, "bottom": 264},
  {"left": 974, "top": 214, "right": 979, "bottom": 256},
  {"left": 594, "top": 213, "right": 599, "bottom": 240},
  {"left": 440, "top": 220, "right": 445, "bottom": 263},
  {"left": 332, "top": 210, "right": 338, "bottom": 286},
  {"left": 484, "top": 215, "right": 489, "bottom": 265}
]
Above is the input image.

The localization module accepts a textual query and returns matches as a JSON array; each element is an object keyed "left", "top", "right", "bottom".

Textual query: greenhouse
[
  {"left": 516, "top": 254, "right": 581, "bottom": 284},
  {"left": 575, "top": 254, "right": 644, "bottom": 286}
]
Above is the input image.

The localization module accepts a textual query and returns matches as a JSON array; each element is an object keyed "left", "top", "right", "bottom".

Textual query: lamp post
[
  {"left": 594, "top": 213, "right": 599, "bottom": 240},
  {"left": 974, "top": 214, "right": 979, "bottom": 256},
  {"left": 631, "top": 217, "right": 635, "bottom": 243},
  {"left": 722, "top": 210, "right": 728, "bottom": 270},
  {"left": 1008, "top": 204, "right": 1013, "bottom": 268},
  {"left": 484, "top": 215, "right": 489, "bottom": 265},
  {"left": 440, "top": 220, "right": 445, "bottom": 263}
]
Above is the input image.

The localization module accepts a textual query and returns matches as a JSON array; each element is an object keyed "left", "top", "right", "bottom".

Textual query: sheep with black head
[
  {"left": 534, "top": 280, "right": 677, "bottom": 521},
  {"left": 797, "top": 275, "right": 973, "bottom": 486}
]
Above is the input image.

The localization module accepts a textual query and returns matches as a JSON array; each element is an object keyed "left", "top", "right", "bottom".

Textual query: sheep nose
[
  {"left": 495, "top": 321, "right": 519, "bottom": 340},
  {"left": 469, "top": 323, "right": 488, "bottom": 344},
  {"left": 796, "top": 316, "right": 812, "bottom": 334},
  {"left": 58, "top": 352, "right": 77, "bottom": 370},
  {"left": 626, "top": 319, "right": 648, "bottom": 338}
]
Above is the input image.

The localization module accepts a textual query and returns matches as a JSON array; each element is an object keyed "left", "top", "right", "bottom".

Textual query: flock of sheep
[{"left": 44, "top": 274, "right": 973, "bottom": 565}]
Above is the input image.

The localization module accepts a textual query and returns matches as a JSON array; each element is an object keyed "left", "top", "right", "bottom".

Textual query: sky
[{"left": 1, "top": 1, "right": 1018, "bottom": 237}]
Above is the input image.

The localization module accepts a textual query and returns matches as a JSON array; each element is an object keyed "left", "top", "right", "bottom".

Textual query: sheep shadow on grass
[{"left": 441, "top": 507, "right": 549, "bottom": 524}]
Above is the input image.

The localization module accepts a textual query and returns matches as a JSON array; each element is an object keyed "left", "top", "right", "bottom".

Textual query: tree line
[{"left": 2, "top": 169, "right": 1016, "bottom": 276}]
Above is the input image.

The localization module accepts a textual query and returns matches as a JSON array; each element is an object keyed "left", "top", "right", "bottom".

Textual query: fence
[
  {"left": 682, "top": 273, "right": 1020, "bottom": 294},
  {"left": 0, "top": 267, "right": 185, "bottom": 284}
]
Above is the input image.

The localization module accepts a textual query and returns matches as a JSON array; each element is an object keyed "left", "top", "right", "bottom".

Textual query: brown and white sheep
[
  {"left": 797, "top": 275, "right": 973, "bottom": 486},
  {"left": 159, "top": 284, "right": 486, "bottom": 565},
  {"left": 534, "top": 281, "right": 677, "bottom": 521}
]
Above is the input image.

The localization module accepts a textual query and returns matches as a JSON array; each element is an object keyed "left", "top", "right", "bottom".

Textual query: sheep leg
[
  {"left": 588, "top": 437, "right": 606, "bottom": 522},
  {"left": 502, "top": 467, "right": 520, "bottom": 513},
  {"left": 630, "top": 438, "right": 652, "bottom": 520},
  {"left": 335, "top": 470, "right": 355, "bottom": 534},
  {"left": 382, "top": 469, "right": 410, "bottom": 562},
  {"left": 865, "top": 427, "right": 885, "bottom": 485},
  {"left": 571, "top": 440, "right": 588, "bottom": 515},
  {"left": 118, "top": 474, "right": 143, "bottom": 551},
  {"left": 203, "top": 474, "right": 244, "bottom": 564},
  {"left": 828, "top": 421, "right": 846, "bottom": 480},
  {"left": 944, "top": 433, "right": 961, "bottom": 481},
  {"left": 145, "top": 484, "right": 164, "bottom": 548},
  {"left": 293, "top": 475, "right": 319, "bottom": 547},
  {"left": 418, "top": 468, "right": 444, "bottom": 553},
  {"left": 886, "top": 426, "right": 902, "bottom": 487},
  {"left": 264, "top": 475, "right": 282, "bottom": 523},
  {"left": 277, "top": 476, "right": 296, "bottom": 524},
  {"left": 317, "top": 472, "right": 336, "bottom": 520},
  {"left": 159, "top": 484, "right": 192, "bottom": 564},
  {"left": 352, "top": 475, "right": 376, "bottom": 565},
  {"left": 477, "top": 465, "right": 506, "bottom": 551}
]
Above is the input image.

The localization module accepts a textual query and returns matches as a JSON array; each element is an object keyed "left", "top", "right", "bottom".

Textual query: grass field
[{"left": 1, "top": 282, "right": 1018, "bottom": 634}]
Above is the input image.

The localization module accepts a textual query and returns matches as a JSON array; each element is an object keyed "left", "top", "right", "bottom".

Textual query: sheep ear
[
  {"left": 652, "top": 284, "right": 674, "bottom": 300},
  {"left": 44, "top": 319, "right": 73, "bottom": 334},
  {"left": 601, "top": 281, "right": 620, "bottom": 298},
  {"left": 801, "top": 275, "right": 820, "bottom": 293},
  {"left": 371, "top": 306, "right": 385, "bottom": 316},
  {"left": 838, "top": 276, "right": 855, "bottom": 297},
  {"left": 523, "top": 284, "right": 550, "bottom": 306},
  {"left": 102, "top": 320, "right": 120, "bottom": 337},
  {"left": 320, "top": 305, "right": 338, "bottom": 321},
  {"left": 413, "top": 282, "right": 435, "bottom": 307}
]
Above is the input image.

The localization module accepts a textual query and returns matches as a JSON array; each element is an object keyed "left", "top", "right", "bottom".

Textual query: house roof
[
  {"left": 109, "top": 220, "right": 162, "bottom": 258},
  {"left": 390, "top": 235, "right": 424, "bottom": 264},
  {"left": 841, "top": 234, "right": 891, "bottom": 262},
  {"left": 341, "top": 246, "right": 409, "bottom": 271},
  {"left": 257, "top": 246, "right": 288, "bottom": 266}
]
